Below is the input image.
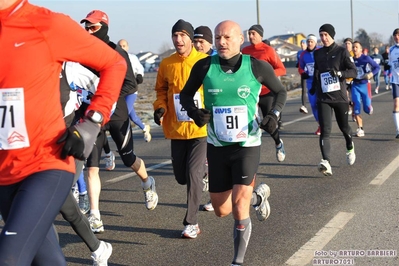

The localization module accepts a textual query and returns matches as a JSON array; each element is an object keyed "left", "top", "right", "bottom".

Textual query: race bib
[
  {"left": 305, "top": 63, "right": 315, "bottom": 76},
  {"left": 174, "top": 92, "right": 202, "bottom": 121},
  {"left": 320, "top": 71, "right": 340, "bottom": 93},
  {"left": 0, "top": 88, "right": 30, "bottom": 150},
  {"left": 356, "top": 66, "right": 365, "bottom": 79},
  {"left": 212, "top": 105, "right": 248, "bottom": 142}
]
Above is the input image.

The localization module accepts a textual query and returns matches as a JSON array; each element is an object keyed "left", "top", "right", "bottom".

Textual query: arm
[
  {"left": 129, "top": 54, "right": 145, "bottom": 77},
  {"left": 367, "top": 56, "right": 381, "bottom": 76},
  {"left": 153, "top": 60, "right": 169, "bottom": 113},
  {"left": 269, "top": 49, "right": 286, "bottom": 77},
  {"left": 298, "top": 51, "right": 306, "bottom": 75}
]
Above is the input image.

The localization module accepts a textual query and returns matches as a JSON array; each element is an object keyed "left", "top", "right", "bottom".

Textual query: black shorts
[{"left": 207, "top": 143, "right": 260, "bottom": 193}]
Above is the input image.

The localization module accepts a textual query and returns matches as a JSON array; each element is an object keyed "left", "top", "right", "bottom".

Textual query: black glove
[
  {"left": 329, "top": 69, "right": 342, "bottom": 78},
  {"left": 301, "top": 72, "right": 310, "bottom": 79},
  {"left": 188, "top": 109, "right": 211, "bottom": 127},
  {"left": 154, "top": 107, "right": 165, "bottom": 125},
  {"left": 136, "top": 74, "right": 143, "bottom": 84},
  {"left": 309, "top": 86, "right": 316, "bottom": 95},
  {"left": 260, "top": 111, "right": 278, "bottom": 134},
  {"left": 57, "top": 118, "right": 100, "bottom": 160}
]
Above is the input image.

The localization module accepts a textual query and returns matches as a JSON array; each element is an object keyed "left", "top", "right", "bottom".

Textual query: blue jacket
[{"left": 353, "top": 54, "right": 380, "bottom": 84}]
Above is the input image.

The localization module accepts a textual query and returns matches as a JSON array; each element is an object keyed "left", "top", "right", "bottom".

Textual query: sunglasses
[{"left": 85, "top": 25, "right": 101, "bottom": 32}]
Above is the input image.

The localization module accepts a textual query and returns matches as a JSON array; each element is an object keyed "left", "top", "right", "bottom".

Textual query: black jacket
[{"left": 312, "top": 42, "right": 357, "bottom": 103}]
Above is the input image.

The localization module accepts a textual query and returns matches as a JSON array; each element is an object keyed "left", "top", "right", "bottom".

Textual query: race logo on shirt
[{"left": 237, "top": 85, "right": 250, "bottom": 99}]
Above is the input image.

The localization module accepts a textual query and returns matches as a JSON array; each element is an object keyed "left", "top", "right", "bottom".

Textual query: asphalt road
[{"left": 2, "top": 85, "right": 399, "bottom": 266}]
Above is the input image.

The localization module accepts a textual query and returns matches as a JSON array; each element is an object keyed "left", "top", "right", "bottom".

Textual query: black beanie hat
[
  {"left": 319, "top": 23, "right": 335, "bottom": 39},
  {"left": 194, "top": 26, "right": 213, "bottom": 44},
  {"left": 393, "top": 28, "right": 399, "bottom": 36},
  {"left": 171, "top": 19, "right": 194, "bottom": 40},
  {"left": 249, "top": 24, "right": 264, "bottom": 37},
  {"left": 343, "top": 37, "right": 353, "bottom": 44}
]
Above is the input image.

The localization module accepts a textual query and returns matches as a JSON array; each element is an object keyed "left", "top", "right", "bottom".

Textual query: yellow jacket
[{"left": 153, "top": 47, "right": 208, "bottom": 139}]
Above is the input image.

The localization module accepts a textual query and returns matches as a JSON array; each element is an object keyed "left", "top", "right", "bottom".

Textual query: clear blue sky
[{"left": 32, "top": 0, "right": 399, "bottom": 54}]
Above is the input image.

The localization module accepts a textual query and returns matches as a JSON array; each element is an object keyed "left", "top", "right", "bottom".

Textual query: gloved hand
[
  {"left": 260, "top": 111, "right": 279, "bottom": 134},
  {"left": 301, "top": 72, "right": 310, "bottom": 79},
  {"left": 329, "top": 69, "right": 342, "bottom": 78},
  {"left": 57, "top": 118, "right": 100, "bottom": 160},
  {"left": 361, "top": 72, "right": 373, "bottom": 80},
  {"left": 188, "top": 109, "right": 211, "bottom": 127},
  {"left": 309, "top": 86, "right": 316, "bottom": 95},
  {"left": 154, "top": 107, "right": 165, "bottom": 125},
  {"left": 136, "top": 74, "right": 143, "bottom": 84}
]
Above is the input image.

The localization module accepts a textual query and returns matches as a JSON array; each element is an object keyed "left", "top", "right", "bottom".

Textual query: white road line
[
  {"left": 285, "top": 212, "right": 355, "bottom": 266},
  {"left": 369, "top": 154, "right": 399, "bottom": 186},
  {"left": 106, "top": 160, "right": 172, "bottom": 184}
]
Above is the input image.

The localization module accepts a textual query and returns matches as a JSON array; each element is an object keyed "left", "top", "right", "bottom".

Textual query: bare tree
[
  {"left": 368, "top": 32, "right": 385, "bottom": 48},
  {"left": 355, "top": 28, "right": 371, "bottom": 51},
  {"left": 158, "top": 41, "right": 172, "bottom": 54}
]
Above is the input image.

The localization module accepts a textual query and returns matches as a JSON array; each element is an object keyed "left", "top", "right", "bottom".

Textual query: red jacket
[
  {"left": 0, "top": 0, "right": 127, "bottom": 185},
  {"left": 242, "top": 42, "right": 286, "bottom": 95}
]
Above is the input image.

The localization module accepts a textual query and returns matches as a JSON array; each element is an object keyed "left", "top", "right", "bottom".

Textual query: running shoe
[
  {"left": 356, "top": 128, "right": 365, "bottom": 137},
  {"left": 253, "top": 183, "right": 271, "bottom": 221},
  {"left": 368, "top": 106, "right": 373, "bottom": 115},
  {"left": 79, "top": 194, "right": 90, "bottom": 214},
  {"left": 202, "top": 173, "right": 209, "bottom": 192},
  {"left": 318, "top": 159, "right": 332, "bottom": 176},
  {"left": 92, "top": 241, "right": 112, "bottom": 266},
  {"left": 181, "top": 224, "right": 201, "bottom": 239},
  {"left": 104, "top": 151, "right": 115, "bottom": 171},
  {"left": 346, "top": 142, "right": 356, "bottom": 166},
  {"left": 276, "top": 139, "right": 286, "bottom": 162},
  {"left": 71, "top": 183, "right": 79, "bottom": 203},
  {"left": 202, "top": 200, "right": 214, "bottom": 212},
  {"left": 143, "top": 176, "right": 158, "bottom": 210},
  {"left": 143, "top": 124, "right": 152, "bottom": 142},
  {"left": 88, "top": 215, "right": 104, "bottom": 234},
  {"left": 375, "top": 87, "right": 379, "bottom": 94},
  {"left": 299, "top": 105, "right": 308, "bottom": 114},
  {"left": 315, "top": 126, "right": 321, "bottom": 136}
]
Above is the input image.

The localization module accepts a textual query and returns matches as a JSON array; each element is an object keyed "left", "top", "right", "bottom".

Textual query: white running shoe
[
  {"left": 104, "top": 151, "right": 115, "bottom": 171},
  {"left": 299, "top": 105, "right": 308, "bottom": 114},
  {"left": 143, "top": 124, "right": 152, "bottom": 142},
  {"left": 253, "top": 183, "right": 271, "bottom": 221},
  {"left": 92, "top": 241, "right": 112, "bottom": 266},
  {"left": 346, "top": 142, "right": 356, "bottom": 166},
  {"left": 88, "top": 214, "right": 104, "bottom": 234},
  {"left": 202, "top": 200, "right": 214, "bottom": 212},
  {"left": 71, "top": 183, "right": 79, "bottom": 203},
  {"left": 318, "top": 159, "right": 332, "bottom": 176},
  {"left": 356, "top": 128, "right": 365, "bottom": 137},
  {"left": 181, "top": 224, "right": 201, "bottom": 239},
  {"left": 143, "top": 176, "right": 158, "bottom": 210},
  {"left": 276, "top": 140, "right": 286, "bottom": 162}
]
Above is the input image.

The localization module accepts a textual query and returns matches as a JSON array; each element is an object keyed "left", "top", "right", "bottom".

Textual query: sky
[{"left": 32, "top": 0, "right": 399, "bottom": 54}]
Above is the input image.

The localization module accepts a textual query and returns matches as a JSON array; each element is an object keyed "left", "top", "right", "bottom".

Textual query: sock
[
  {"left": 276, "top": 143, "right": 282, "bottom": 148},
  {"left": 141, "top": 177, "right": 151, "bottom": 190},
  {"left": 393, "top": 112, "right": 399, "bottom": 132},
  {"left": 233, "top": 217, "right": 252, "bottom": 265},
  {"left": 90, "top": 209, "right": 100, "bottom": 219},
  {"left": 250, "top": 192, "right": 261, "bottom": 206},
  {"left": 93, "top": 241, "right": 105, "bottom": 256}
]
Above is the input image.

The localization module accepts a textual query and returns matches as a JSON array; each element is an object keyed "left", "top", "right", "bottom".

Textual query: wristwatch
[
  {"left": 272, "top": 109, "right": 280, "bottom": 118},
  {"left": 86, "top": 110, "right": 104, "bottom": 124}
]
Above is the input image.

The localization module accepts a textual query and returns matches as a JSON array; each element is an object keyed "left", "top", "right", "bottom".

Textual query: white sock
[
  {"left": 141, "top": 177, "right": 151, "bottom": 190},
  {"left": 393, "top": 112, "right": 399, "bottom": 132},
  {"left": 90, "top": 209, "right": 100, "bottom": 219}
]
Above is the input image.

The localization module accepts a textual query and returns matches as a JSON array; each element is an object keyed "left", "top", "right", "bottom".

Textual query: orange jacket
[
  {"left": 242, "top": 42, "right": 286, "bottom": 95},
  {"left": 0, "top": 0, "right": 126, "bottom": 185},
  {"left": 153, "top": 48, "right": 208, "bottom": 139}
]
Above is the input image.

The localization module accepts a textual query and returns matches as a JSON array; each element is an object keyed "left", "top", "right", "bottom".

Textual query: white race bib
[
  {"left": 174, "top": 92, "right": 202, "bottom": 121},
  {"left": 356, "top": 66, "right": 365, "bottom": 80},
  {"left": 212, "top": 105, "right": 248, "bottom": 142},
  {"left": 305, "top": 63, "right": 315, "bottom": 76},
  {"left": 0, "top": 88, "right": 30, "bottom": 150},
  {"left": 320, "top": 71, "right": 340, "bottom": 93}
]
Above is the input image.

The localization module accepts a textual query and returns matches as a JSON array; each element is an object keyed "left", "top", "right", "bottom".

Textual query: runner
[
  {"left": 370, "top": 46, "right": 384, "bottom": 94},
  {"left": 388, "top": 29, "right": 399, "bottom": 139},
  {"left": 180, "top": 20, "right": 287, "bottom": 265}
]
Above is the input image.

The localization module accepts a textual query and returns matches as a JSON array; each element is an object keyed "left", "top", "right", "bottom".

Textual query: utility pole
[
  {"left": 256, "top": 0, "right": 260, "bottom": 24},
  {"left": 350, "top": 0, "right": 354, "bottom": 39}
]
